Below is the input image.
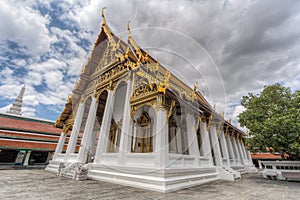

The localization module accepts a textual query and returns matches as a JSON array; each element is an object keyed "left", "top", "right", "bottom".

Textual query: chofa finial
[
  {"left": 102, "top": 7, "right": 106, "bottom": 18},
  {"left": 127, "top": 20, "right": 132, "bottom": 38}
]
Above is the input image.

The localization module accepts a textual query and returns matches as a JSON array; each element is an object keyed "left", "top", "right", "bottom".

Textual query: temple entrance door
[{"left": 131, "top": 108, "right": 154, "bottom": 153}]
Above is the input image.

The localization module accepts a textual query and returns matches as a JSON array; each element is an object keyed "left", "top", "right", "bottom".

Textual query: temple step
[
  {"left": 45, "top": 160, "right": 60, "bottom": 173},
  {"left": 87, "top": 164, "right": 220, "bottom": 193}
]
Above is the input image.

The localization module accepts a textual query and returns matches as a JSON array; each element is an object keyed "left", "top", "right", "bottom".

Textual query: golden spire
[
  {"left": 101, "top": 7, "right": 107, "bottom": 27},
  {"left": 102, "top": 7, "right": 106, "bottom": 18},
  {"left": 127, "top": 20, "right": 131, "bottom": 37},
  {"left": 101, "top": 7, "right": 113, "bottom": 39},
  {"left": 127, "top": 20, "right": 145, "bottom": 62}
]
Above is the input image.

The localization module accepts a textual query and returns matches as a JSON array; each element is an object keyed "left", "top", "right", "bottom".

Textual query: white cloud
[
  {"left": 0, "top": 0, "right": 57, "bottom": 56},
  {"left": 22, "top": 106, "right": 36, "bottom": 117},
  {"left": 25, "top": 71, "right": 42, "bottom": 86},
  {"left": 0, "top": 104, "right": 11, "bottom": 114},
  {"left": 0, "top": 0, "right": 299, "bottom": 124}
]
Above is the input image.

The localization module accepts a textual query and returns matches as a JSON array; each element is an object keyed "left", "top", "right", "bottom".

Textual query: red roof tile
[
  {"left": 251, "top": 153, "right": 281, "bottom": 159},
  {"left": 0, "top": 114, "right": 61, "bottom": 135}
]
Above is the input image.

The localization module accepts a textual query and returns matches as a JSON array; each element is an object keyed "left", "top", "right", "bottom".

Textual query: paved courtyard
[{"left": 0, "top": 169, "right": 299, "bottom": 200}]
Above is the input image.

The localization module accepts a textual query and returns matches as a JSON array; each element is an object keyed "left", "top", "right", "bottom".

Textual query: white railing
[{"left": 262, "top": 161, "right": 300, "bottom": 180}]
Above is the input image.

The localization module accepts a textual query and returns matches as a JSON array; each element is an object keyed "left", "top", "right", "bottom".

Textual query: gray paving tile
[{"left": 0, "top": 169, "right": 299, "bottom": 200}]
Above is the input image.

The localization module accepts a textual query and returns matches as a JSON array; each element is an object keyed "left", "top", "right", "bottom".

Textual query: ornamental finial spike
[
  {"left": 127, "top": 20, "right": 132, "bottom": 38},
  {"left": 102, "top": 7, "right": 106, "bottom": 18},
  {"left": 127, "top": 20, "right": 131, "bottom": 31},
  {"left": 194, "top": 82, "right": 198, "bottom": 93}
]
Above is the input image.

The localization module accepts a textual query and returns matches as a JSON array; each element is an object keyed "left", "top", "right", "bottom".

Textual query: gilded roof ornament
[
  {"left": 221, "top": 111, "right": 224, "bottom": 118},
  {"left": 101, "top": 7, "right": 113, "bottom": 39},
  {"left": 127, "top": 20, "right": 131, "bottom": 36},
  {"left": 158, "top": 70, "right": 170, "bottom": 94},
  {"left": 193, "top": 82, "right": 198, "bottom": 93},
  {"left": 127, "top": 20, "right": 147, "bottom": 63},
  {"left": 154, "top": 58, "right": 160, "bottom": 71}
]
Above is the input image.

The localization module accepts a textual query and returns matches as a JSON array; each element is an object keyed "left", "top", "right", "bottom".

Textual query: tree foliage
[{"left": 238, "top": 84, "right": 300, "bottom": 160}]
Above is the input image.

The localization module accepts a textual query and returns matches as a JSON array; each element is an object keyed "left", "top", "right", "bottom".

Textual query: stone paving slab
[{"left": 0, "top": 169, "right": 299, "bottom": 200}]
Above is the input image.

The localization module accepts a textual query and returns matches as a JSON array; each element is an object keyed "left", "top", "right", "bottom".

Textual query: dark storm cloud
[{"left": 100, "top": 0, "right": 300, "bottom": 120}]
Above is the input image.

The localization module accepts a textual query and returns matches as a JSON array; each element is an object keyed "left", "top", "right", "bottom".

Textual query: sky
[{"left": 0, "top": 0, "right": 299, "bottom": 128}]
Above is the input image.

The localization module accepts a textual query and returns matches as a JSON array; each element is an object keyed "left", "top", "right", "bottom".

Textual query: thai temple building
[{"left": 46, "top": 9, "right": 256, "bottom": 192}]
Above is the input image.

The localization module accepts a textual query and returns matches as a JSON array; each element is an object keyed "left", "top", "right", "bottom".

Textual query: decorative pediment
[{"left": 137, "top": 110, "right": 151, "bottom": 127}]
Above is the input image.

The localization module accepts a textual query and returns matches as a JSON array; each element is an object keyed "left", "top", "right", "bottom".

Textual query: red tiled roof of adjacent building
[
  {"left": 0, "top": 113, "right": 61, "bottom": 135},
  {"left": 251, "top": 153, "right": 281, "bottom": 159},
  {"left": 0, "top": 113, "right": 71, "bottom": 151}
]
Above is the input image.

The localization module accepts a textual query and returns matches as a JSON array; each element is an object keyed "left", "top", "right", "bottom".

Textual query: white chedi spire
[{"left": 7, "top": 85, "right": 25, "bottom": 116}]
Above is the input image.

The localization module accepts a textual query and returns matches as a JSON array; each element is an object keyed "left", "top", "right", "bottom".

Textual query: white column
[
  {"left": 66, "top": 103, "right": 85, "bottom": 157},
  {"left": 23, "top": 151, "right": 31, "bottom": 166},
  {"left": 247, "top": 150, "right": 254, "bottom": 165},
  {"left": 186, "top": 113, "right": 200, "bottom": 166},
  {"left": 88, "top": 129, "right": 98, "bottom": 162},
  {"left": 219, "top": 130, "right": 230, "bottom": 166},
  {"left": 258, "top": 160, "right": 263, "bottom": 169},
  {"left": 199, "top": 121, "right": 213, "bottom": 166},
  {"left": 236, "top": 139, "right": 245, "bottom": 165},
  {"left": 94, "top": 91, "right": 115, "bottom": 163},
  {"left": 118, "top": 79, "right": 133, "bottom": 165},
  {"left": 209, "top": 125, "right": 222, "bottom": 166},
  {"left": 237, "top": 139, "right": 247, "bottom": 165},
  {"left": 232, "top": 137, "right": 241, "bottom": 165},
  {"left": 77, "top": 97, "right": 98, "bottom": 163},
  {"left": 53, "top": 132, "right": 67, "bottom": 160},
  {"left": 226, "top": 135, "right": 236, "bottom": 166},
  {"left": 240, "top": 140, "right": 249, "bottom": 164},
  {"left": 155, "top": 107, "right": 169, "bottom": 168}
]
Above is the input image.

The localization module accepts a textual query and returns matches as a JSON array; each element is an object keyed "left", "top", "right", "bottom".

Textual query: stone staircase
[
  {"left": 45, "top": 160, "right": 60, "bottom": 173},
  {"left": 232, "top": 166, "right": 247, "bottom": 174},
  {"left": 59, "top": 162, "right": 78, "bottom": 178},
  {"left": 57, "top": 162, "right": 89, "bottom": 180},
  {"left": 222, "top": 166, "right": 241, "bottom": 179}
]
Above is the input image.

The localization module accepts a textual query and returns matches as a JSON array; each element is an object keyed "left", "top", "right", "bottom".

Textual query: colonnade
[{"left": 52, "top": 80, "right": 252, "bottom": 169}]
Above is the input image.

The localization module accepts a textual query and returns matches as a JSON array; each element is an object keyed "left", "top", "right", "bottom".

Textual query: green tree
[{"left": 238, "top": 83, "right": 300, "bottom": 160}]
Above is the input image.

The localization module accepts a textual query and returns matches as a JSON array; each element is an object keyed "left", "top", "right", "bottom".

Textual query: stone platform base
[{"left": 88, "top": 164, "right": 220, "bottom": 193}]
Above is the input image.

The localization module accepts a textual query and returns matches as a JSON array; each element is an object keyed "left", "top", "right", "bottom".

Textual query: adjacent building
[{"left": 0, "top": 87, "right": 76, "bottom": 168}]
